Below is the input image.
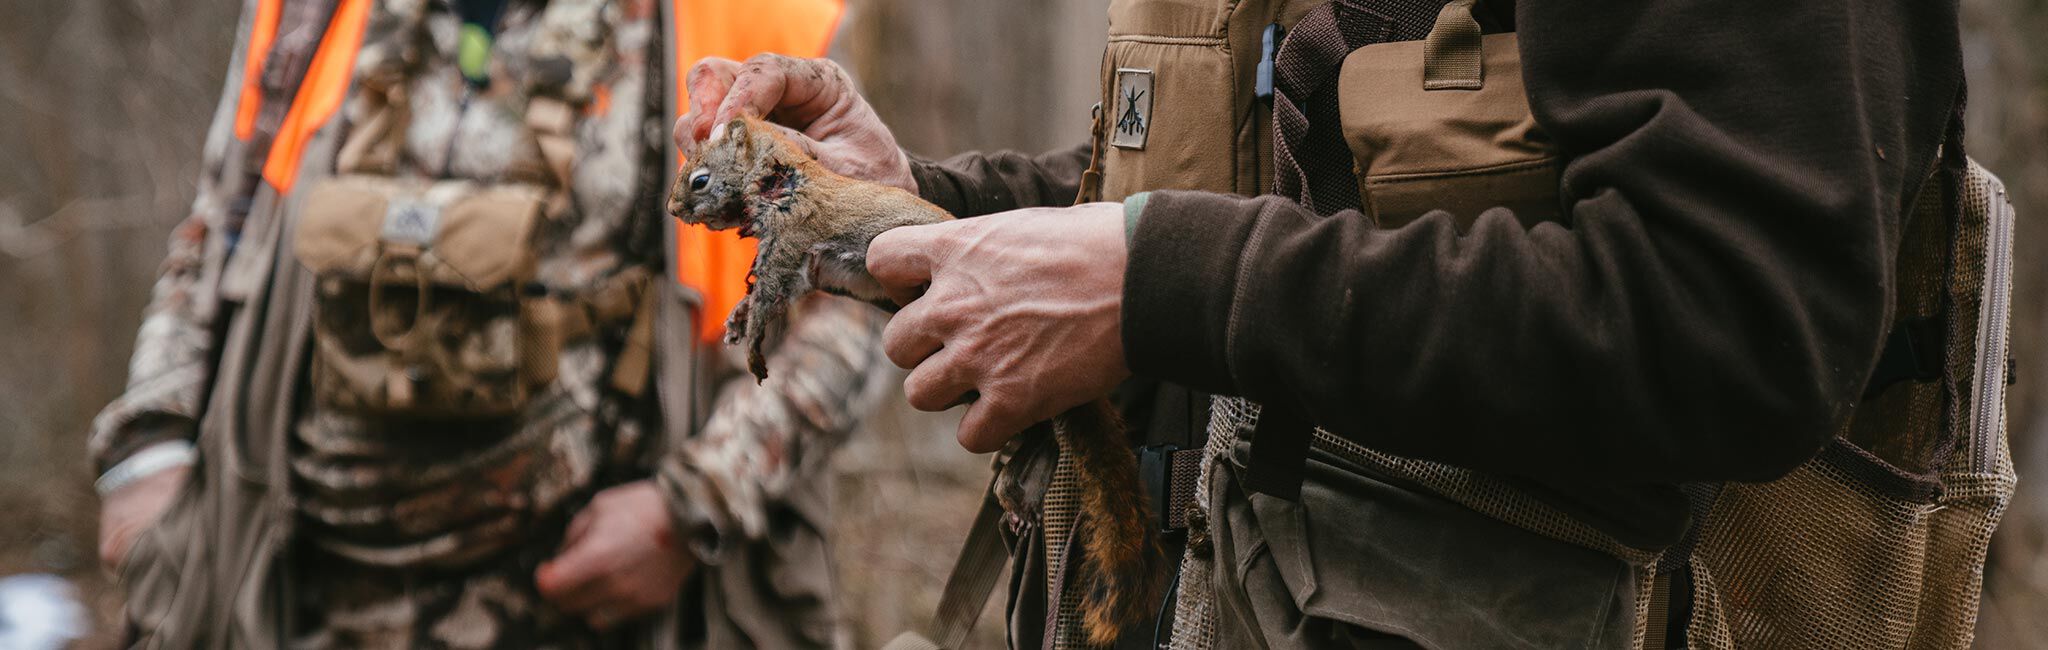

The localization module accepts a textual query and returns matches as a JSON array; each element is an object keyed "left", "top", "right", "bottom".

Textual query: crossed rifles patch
[{"left": 1111, "top": 68, "right": 1153, "bottom": 150}]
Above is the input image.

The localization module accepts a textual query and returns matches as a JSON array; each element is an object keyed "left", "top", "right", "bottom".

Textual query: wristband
[
  {"left": 1123, "top": 191, "right": 1152, "bottom": 242},
  {"left": 94, "top": 440, "right": 196, "bottom": 496}
]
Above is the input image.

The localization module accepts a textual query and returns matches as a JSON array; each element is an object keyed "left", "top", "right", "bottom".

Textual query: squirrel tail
[{"left": 1060, "top": 398, "right": 1167, "bottom": 646}]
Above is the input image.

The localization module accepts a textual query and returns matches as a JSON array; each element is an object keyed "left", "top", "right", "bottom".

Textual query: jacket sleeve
[
  {"left": 656, "top": 295, "right": 890, "bottom": 550},
  {"left": 909, "top": 142, "right": 1092, "bottom": 217},
  {"left": 87, "top": 7, "right": 262, "bottom": 475},
  {"left": 1119, "top": 0, "right": 1963, "bottom": 484}
]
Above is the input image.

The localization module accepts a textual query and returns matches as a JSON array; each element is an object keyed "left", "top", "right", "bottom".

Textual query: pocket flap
[
  {"left": 1337, "top": 32, "right": 1564, "bottom": 227},
  {"left": 293, "top": 176, "right": 546, "bottom": 290},
  {"left": 1237, "top": 455, "right": 1639, "bottom": 648}
]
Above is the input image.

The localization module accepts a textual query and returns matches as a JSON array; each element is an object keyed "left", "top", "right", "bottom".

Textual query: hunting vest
[
  {"left": 112, "top": 0, "right": 846, "bottom": 645},
  {"left": 1063, "top": 1, "right": 2017, "bottom": 649}
]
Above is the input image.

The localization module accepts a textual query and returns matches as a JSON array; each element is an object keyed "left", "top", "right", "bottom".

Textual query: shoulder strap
[{"left": 884, "top": 482, "right": 1011, "bottom": 650}]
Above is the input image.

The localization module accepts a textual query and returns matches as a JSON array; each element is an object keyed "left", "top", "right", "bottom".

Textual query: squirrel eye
[{"left": 688, "top": 169, "right": 711, "bottom": 191}]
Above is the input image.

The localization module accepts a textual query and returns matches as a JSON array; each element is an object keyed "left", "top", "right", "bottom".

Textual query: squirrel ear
[{"left": 707, "top": 118, "right": 747, "bottom": 145}]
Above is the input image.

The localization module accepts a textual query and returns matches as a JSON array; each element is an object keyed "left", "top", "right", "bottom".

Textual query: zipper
[{"left": 1969, "top": 174, "right": 2014, "bottom": 473}]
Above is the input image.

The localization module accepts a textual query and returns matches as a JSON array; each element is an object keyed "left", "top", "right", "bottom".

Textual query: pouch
[
  {"left": 293, "top": 176, "right": 556, "bottom": 418},
  {"left": 1335, "top": 7, "right": 1562, "bottom": 229}
]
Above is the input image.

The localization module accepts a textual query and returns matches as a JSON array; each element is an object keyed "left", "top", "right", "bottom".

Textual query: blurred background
[{"left": 0, "top": 0, "right": 2043, "bottom": 647}]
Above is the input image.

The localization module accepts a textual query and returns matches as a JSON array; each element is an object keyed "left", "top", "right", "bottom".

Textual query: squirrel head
[{"left": 667, "top": 116, "right": 809, "bottom": 235}]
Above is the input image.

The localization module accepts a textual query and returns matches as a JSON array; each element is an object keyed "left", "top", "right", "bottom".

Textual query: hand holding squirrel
[
  {"left": 676, "top": 54, "right": 914, "bottom": 192},
  {"left": 669, "top": 110, "right": 1158, "bottom": 644}
]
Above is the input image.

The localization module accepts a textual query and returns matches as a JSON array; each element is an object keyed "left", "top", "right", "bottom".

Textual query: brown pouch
[
  {"left": 293, "top": 176, "right": 555, "bottom": 418},
  {"left": 1335, "top": 0, "right": 1561, "bottom": 229}
]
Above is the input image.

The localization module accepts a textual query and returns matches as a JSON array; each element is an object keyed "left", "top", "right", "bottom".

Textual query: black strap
[
  {"left": 893, "top": 482, "right": 1010, "bottom": 650},
  {"left": 1242, "top": 405, "right": 1314, "bottom": 500},
  {"left": 1862, "top": 316, "right": 1946, "bottom": 398}
]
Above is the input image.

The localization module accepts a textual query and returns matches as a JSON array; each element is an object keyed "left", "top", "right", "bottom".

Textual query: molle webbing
[{"left": 1272, "top": 0, "right": 1450, "bottom": 215}]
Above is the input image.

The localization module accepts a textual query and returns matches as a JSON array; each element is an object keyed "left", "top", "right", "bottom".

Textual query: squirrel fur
[{"left": 669, "top": 117, "right": 1164, "bottom": 645}]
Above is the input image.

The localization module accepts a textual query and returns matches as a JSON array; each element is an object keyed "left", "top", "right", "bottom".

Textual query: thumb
[
  {"left": 756, "top": 120, "right": 824, "bottom": 160},
  {"left": 685, "top": 57, "right": 741, "bottom": 140},
  {"left": 538, "top": 510, "right": 602, "bottom": 595},
  {"left": 562, "top": 503, "right": 598, "bottom": 549}
]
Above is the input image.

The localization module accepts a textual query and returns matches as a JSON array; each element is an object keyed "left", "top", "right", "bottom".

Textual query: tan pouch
[
  {"left": 1335, "top": 1, "right": 1561, "bottom": 229},
  {"left": 293, "top": 176, "right": 555, "bottom": 418}
]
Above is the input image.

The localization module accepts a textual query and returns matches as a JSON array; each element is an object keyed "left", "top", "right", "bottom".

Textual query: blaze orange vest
[
  {"left": 669, "top": 0, "right": 845, "bottom": 341},
  {"left": 241, "top": 0, "right": 843, "bottom": 342}
]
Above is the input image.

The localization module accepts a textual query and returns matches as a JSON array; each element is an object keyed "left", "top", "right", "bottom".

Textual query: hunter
[
  {"left": 90, "top": 0, "right": 890, "bottom": 647},
  {"left": 683, "top": 0, "right": 2013, "bottom": 648}
]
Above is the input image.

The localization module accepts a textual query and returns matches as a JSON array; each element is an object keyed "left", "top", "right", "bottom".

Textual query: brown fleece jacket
[{"left": 913, "top": 0, "right": 1965, "bottom": 547}]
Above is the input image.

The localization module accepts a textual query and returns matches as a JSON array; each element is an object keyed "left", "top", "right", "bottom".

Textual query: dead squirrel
[{"left": 670, "top": 116, "right": 1163, "bottom": 645}]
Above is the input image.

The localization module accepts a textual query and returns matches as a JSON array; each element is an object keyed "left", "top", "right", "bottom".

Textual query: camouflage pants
[{"left": 291, "top": 543, "right": 608, "bottom": 650}]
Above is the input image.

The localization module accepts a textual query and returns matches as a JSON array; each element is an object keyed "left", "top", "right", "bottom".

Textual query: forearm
[
  {"left": 910, "top": 142, "right": 1091, "bottom": 217},
  {"left": 656, "top": 295, "right": 888, "bottom": 550},
  {"left": 1122, "top": 0, "right": 1960, "bottom": 484},
  {"left": 90, "top": 0, "right": 281, "bottom": 476},
  {"left": 89, "top": 211, "right": 227, "bottom": 476}
]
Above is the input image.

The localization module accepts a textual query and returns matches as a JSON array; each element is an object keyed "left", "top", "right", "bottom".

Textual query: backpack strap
[
  {"left": 1251, "top": 0, "right": 1464, "bottom": 500},
  {"left": 885, "top": 481, "right": 1012, "bottom": 650}
]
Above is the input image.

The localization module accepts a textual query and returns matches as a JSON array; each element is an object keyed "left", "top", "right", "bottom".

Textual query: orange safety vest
[
  {"left": 669, "top": 0, "right": 845, "bottom": 342},
  {"left": 238, "top": 0, "right": 843, "bottom": 341}
]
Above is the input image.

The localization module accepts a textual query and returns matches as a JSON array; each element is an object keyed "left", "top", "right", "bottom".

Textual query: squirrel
[{"left": 669, "top": 116, "right": 1164, "bottom": 645}]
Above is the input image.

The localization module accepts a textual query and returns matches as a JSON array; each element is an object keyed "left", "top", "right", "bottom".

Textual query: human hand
[
  {"left": 536, "top": 481, "right": 697, "bottom": 630},
  {"left": 675, "top": 54, "right": 914, "bottom": 192},
  {"left": 867, "top": 202, "right": 1133, "bottom": 453},
  {"left": 97, "top": 465, "right": 189, "bottom": 573}
]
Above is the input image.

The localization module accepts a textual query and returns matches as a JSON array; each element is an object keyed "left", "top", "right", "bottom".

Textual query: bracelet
[{"left": 94, "top": 441, "right": 197, "bottom": 496}]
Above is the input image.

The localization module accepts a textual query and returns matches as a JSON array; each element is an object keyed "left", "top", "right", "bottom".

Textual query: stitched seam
[
  {"left": 1108, "top": 34, "right": 1228, "bottom": 46},
  {"left": 1363, "top": 155, "right": 1556, "bottom": 182},
  {"left": 1224, "top": 203, "right": 1277, "bottom": 391}
]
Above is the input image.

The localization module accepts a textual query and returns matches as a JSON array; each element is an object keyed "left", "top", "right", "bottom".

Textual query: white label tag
[
  {"left": 380, "top": 198, "right": 442, "bottom": 246},
  {"left": 1110, "top": 68, "right": 1154, "bottom": 150}
]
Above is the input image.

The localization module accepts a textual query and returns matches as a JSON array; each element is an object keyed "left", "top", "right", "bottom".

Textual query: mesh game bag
[
  {"left": 1167, "top": 166, "right": 2016, "bottom": 650},
  {"left": 1681, "top": 160, "right": 2017, "bottom": 650}
]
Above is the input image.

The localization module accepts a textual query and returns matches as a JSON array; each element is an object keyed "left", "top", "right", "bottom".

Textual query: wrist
[{"left": 654, "top": 463, "right": 725, "bottom": 563}]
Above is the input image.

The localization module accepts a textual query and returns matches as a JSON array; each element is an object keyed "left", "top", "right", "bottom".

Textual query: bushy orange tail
[{"left": 1058, "top": 399, "right": 1167, "bottom": 646}]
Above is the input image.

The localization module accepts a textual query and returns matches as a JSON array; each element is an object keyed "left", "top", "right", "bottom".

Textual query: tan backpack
[{"left": 290, "top": 50, "right": 648, "bottom": 419}]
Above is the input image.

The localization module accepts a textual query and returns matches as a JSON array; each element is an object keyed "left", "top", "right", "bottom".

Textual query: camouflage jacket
[{"left": 90, "top": 0, "right": 884, "bottom": 644}]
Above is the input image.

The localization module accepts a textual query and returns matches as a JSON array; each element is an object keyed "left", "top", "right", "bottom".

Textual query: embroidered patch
[{"left": 1110, "top": 68, "right": 1154, "bottom": 150}]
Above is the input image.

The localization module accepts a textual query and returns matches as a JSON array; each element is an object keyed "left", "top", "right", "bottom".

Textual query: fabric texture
[{"left": 1676, "top": 160, "right": 2018, "bottom": 650}]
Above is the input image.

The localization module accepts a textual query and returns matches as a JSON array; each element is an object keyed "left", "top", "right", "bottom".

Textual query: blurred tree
[
  {"left": 0, "top": 0, "right": 238, "bottom": 641},
  {"left": 1961, "top": 0, "right": 2048, "bottom": 646}
]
